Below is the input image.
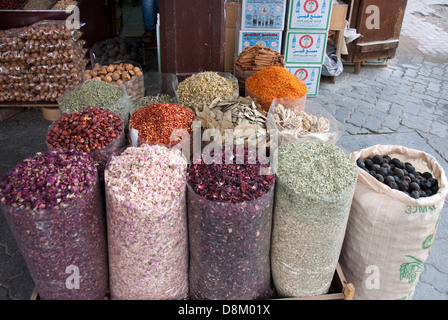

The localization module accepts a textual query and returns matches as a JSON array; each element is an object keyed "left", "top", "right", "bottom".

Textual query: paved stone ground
[
  {"left": 315, "top": 0, "right": 448, "bottom": 300},
  {"left": 0, "top": 0, "right": 447, "bottom": 300}
]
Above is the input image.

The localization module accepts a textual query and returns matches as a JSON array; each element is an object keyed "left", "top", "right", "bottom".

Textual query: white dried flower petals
[{"left": 104, "top": 145, "right": 189, "bottom": 300}]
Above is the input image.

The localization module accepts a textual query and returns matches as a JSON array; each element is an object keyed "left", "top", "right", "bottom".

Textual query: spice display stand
[
  {"left": 277, "top": 264, "right": 355, "bottom": 300},
  {"left": 29, "top": 263, "right": 354, "bottom": 300}
]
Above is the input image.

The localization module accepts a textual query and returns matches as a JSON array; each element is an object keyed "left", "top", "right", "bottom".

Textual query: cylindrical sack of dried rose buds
[
  {"left": 187, "top": 145, "right": 276, "bottom": 300},
  {"left": 46, "top": 106, "right": 126, "bottom": 182},
  {"left": 0, "top": 150, "right": 108, "bottom": 300},
  {"left": 105, "top": 145, "right": 189, "bottom": 300},
  {"left": 271, "top": 140, "right": 358, "bottom": 298}
]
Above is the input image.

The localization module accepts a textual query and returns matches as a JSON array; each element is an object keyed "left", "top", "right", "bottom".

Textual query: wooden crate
[{"left": 30, "top": 263, "right": 354, "bottom": 300}]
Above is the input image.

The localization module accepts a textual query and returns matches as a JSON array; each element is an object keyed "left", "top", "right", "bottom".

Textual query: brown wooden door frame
[{"left": 159, "top": 0, "right": 225, "bottom": 79}]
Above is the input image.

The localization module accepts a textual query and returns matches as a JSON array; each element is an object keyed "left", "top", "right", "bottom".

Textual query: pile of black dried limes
[{"left": 356, "top": 154, "right": 439, "bottom": 199}]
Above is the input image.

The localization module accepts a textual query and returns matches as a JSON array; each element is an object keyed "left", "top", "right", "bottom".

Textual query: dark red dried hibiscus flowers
[{"left": 187, "top": 145, "right": 275, "bottom": 202}]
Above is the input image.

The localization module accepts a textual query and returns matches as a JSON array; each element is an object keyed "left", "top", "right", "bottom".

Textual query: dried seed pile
[
  {"left": 129, "top": 103, "right": 195, "bottom": 147},
  {"left": 177, "top": 71, "right": 238, "bottom": 109},
  {"left": 0, "top": 149, "right": 108, "bottom": 300},
  {"left": 23, "top": 0, "right": 53, "bottom": 9},
  {"left": 52, "top": 0, "right": 78, "bottom": 10},
  {"left": 90, "top": 37, "right": 145, "bottom": 67},
  {"left": 194, "top": 96, "right": 269, "bottom": 147},
  {"left": 0, "top": 0, "right": 26, "bottom": 9},
  {"left": 187, "top": 145, "right": 276, "bottom": 299},
  {"left": 271, "top": 141, "right": 358, "bottom": 297},
  {"left": 105, "top": 145, "right": 189, "bottom": 300}
]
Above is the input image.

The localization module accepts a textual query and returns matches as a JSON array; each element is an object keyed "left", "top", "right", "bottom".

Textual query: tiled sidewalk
[
  {"left": 315, "top": 0, "right": 448, "bottom": 300},
  {"left": 399, "top": 0, "right": 448, "bottom": 56}
]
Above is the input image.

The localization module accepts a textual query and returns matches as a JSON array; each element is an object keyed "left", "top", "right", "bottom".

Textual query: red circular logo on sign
[
  {"left": 299, "top": 35, "right": 313, "bottom": 49},
  {"left": 294, "top": 68, "right": 308, "bottom": 81},
  {"left": 303, "top": 0, "right": 319, "bottom": 14}
]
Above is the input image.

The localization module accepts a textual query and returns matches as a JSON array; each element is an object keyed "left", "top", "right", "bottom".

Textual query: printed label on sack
[
  {"left": 399, "top": 255, "right": 424, "bottom": 287},
  {"left": 404, "top": 204, "right": 440, "bottom": 215}
]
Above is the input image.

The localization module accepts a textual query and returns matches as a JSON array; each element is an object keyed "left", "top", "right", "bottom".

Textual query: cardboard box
[
  {"left": 286, "top": 64, "right": 322, "bottom": 96},
  {"left": 236, "top": 23, "right": 283, "bottom": 54},
  {"left": 287, "top": 0, "right": 333, "bottom": 30},
  {"left": 226, "top": 1, "right": 240, "bottom": 28},
  {"left": 238, "top": 0, "right": 287, "bottom": 31},
  {"left": 329, "top": 3, "right": 348, "bottom": 30},
  {"left": 283, "top": 30, "right": 327, "bottom": 64}
]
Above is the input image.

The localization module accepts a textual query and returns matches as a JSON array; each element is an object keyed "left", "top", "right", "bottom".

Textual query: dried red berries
[{"left": 46, "top": 106, "right": 123, "bottom": 154}]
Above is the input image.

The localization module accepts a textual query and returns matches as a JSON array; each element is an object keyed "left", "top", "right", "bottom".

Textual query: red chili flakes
[{"left": 129, "top": 103, "right": 195, "bottom": 146}]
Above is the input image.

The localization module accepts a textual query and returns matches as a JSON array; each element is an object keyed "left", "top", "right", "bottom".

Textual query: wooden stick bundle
[{"left": 235, "top": 45, "right": 285, "bottom": 72}]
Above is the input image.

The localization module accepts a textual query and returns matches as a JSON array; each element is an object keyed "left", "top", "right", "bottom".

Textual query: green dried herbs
[
  {"left": 58, "top": 80, "right": 130, "bottom": 125},
  {"left": 271, "top": 141, "right": 358, "bottom": 298},
  {"left": 275, "top": 141, "right": 357, "bottom": 195},
  {"left": 131, "top": 94, "right": 178, "bottom": 114}
]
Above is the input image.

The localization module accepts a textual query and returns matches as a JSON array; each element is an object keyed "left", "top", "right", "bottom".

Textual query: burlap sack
[{"left": 340, "top": 145, "right": 448, "bottom": 300}]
